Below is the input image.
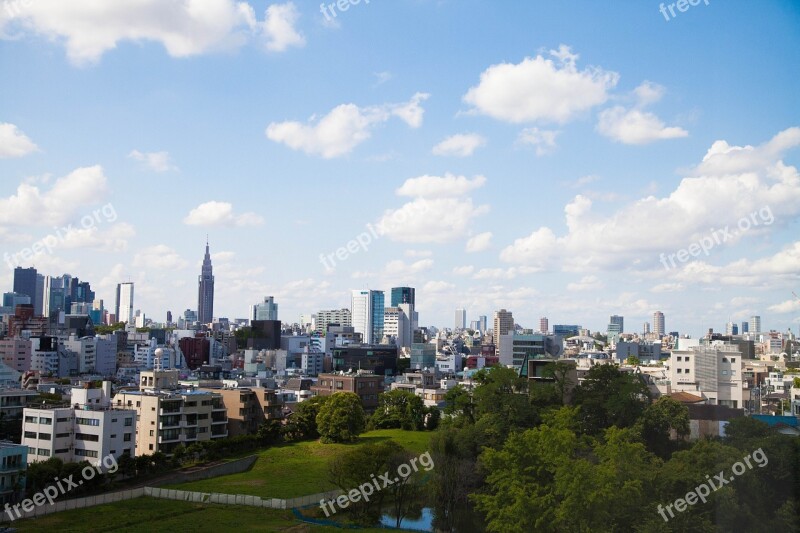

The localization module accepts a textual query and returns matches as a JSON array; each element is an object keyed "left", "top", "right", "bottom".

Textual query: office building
[
  {"left": 0, "top": 442, "right": 26, "bottom": 505},
  {"left": 410, "top": 343, "right": 436, "bottom": 370},
  {"left": 351, "top": 290, "right": 384, "bottom": 345},
  {"left": 500, "top": 333, "right": 563, "bottom": 369},
  {"left": 749, "top": 316, "right": 761, "bottom": 334},
  {"left": 115, "top": 282, "right": 134, "bottom": 324},
  {"left": 251, "top": 296, "right": 278, "bottom": 321},
  {"left": 741, "top": 322, "right": 749, "bottom": 334},
  {"left": 653, "top": 311, "right": 665, "bottom": 337},
  {"left": 390, "top": 287, "right": 415, "bottom": 307},
  {"left": 609, "top": 315, "right": 624, "bottom": 333},
  {"left": 12, "top": 267, "right": 37, "bottom": 307},
  {"left": 455, "top": 309, "right": 466, "bottom": 330},
  {"left": 331, "top": 344, "right": 398, "bottom": 376},
  {"left": 553, "top": 325, "right": 581, "bottom": 338},
  {"left": 493, "top": 309, "right": 514, "bottom": 356},
  {"left": 539, "top": 317, "right": 549, "bottom": 334},
  {"left": 197, "top": 241, "right": 215, "bottom": 325}
]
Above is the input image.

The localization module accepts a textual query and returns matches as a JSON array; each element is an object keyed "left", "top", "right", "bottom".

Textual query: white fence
[
  {"left": 144, "top": 485, "right": 343, "bottom": 510},
  {"left": 0, "top": 488, "right": 146, "bottom": 523}
]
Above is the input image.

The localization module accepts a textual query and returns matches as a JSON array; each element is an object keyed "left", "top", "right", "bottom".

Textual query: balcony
[{"left": 158, "top": 435, "right": 180, "bottom": 444}]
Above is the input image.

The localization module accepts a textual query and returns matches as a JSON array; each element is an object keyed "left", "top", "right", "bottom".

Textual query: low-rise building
[
  {"left": 199, "top": 387, "right": 283, "bottom": 437},
  {"left": 22, "top": 381, "right": 136, "bottom": 465},
  {"left": 311, "top": 372, "right": 384, "bottom": 411},
  {"left": 0, "top": 441, "right": 26, "bottom": 505}
]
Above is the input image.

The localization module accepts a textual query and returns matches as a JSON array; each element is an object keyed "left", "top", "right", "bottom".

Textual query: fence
[
  {"left": 144, "top": 485, "right": 343, "bottom": 510},
  {"left": 0, "top": 488, "right": 146, "bottom": 523}
]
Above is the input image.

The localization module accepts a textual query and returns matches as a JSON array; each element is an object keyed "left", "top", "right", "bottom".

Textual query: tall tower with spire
[{"left": 197, "top": 239, "right": 214, "bottom": 325}]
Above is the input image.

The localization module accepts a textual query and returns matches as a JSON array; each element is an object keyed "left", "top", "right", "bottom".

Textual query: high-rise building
[
  {"left": 539, "top": 317, "right": 549, "bottom": 334},
  {"left": 741, "top": 321, "right": 749, "bottom": 334},
  {"left": 749, "top": 315, "right": 761, "bottom": 334},
  {"left": 316, "top": 309, "right": 352, "bottom": 334},
  {"left": 653, "top": 311, "right": 665, "bottom": 337},
  {"left": 34, "top": 274, "right": 44, "bottom": 316},
  {"left": 553, "top": 325, "right": 581, "bottom": 338},
  {"left": 493, "top": 309, "right": 514, "bottom": 356},
  {"left": 390, "top": 287, "right": 415, "bottom": 307},
  {"left": 197, "top": 241, "right": 215, "bottom": 325},
  {"left": 115, "top": 282, "right": 134, "bottom": 324},
  {"left": 609, "top": 315, "right": 624, "bottom": 333},
  {"left": 479, "top": 315, "right": 488, "bottom": 333},
  {"left": 43, "top": 275, "right": 66, "bottom": 317},
  {"left": 455, "top": 309, "right": 466, "bottom": 330},
  {"left": 351, "top": 290, "right": 385, "bottom": 344},
  {"left": 13, "top": 267, "right": 37, "bottom": 304},
  {"left": 251, "top": 296, "right": 278, "bottom": 321},
  {"left": 643, "top": 322, "right": 651, "bottom": 334}
]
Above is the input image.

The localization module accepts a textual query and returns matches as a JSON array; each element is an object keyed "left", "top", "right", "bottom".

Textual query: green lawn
[
  {"left": 166, "top": 429, "right": 433, "bottom": 499},
  {"left": 11, "top": 497, "right": 388, "bottom": 532}
]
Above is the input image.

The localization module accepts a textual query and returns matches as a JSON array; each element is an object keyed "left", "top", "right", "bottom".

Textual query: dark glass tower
[
  {"left": 197, "top": 241, "right": 215, "bottom": 325},
  {"left": 390, "top": 287, "right": 415, "bottom": 307}
]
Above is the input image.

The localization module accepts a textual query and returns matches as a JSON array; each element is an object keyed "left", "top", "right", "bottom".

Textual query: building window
[
  {"left": 76, "top": 418, "right": 100, "bottom": 427},
  {"left": 38, "top": 449, "right": 50, "bottom": 456},
  {"left": 23, "top": 431, "right": 36, "bottom": 439},
  {"left": 731, "top": 370, "right": 736, "bottom": 376},
  {"left": 731, "top": 358, "right": 736, "bottom": 363},
  {"left": 149, "top": 430, "right": 154, "bottom": 436},
  {"left": 56, "top": 433, "right": 70, "bottom": 438},
  {"left": 55, "top": 448, "right": 69, "bottom": 454},
  {"left": 148, "top": 444, "right": 154, "bottom": 451},
  {"left": 39, "top": 417, "right": 52, "bottom": 425},
  {"left": 124, "top": 433, "right": 132, "bottom": 442},
  {"left": 24, "top": 416, "right": 37, "bottom": 424},
  {"left": 676, "top": 356, "right": 682, "bottom": 361},
  {"left": 75, "top": 449, "right": 98, "bottom": 458},
  {"left": 56, "top": 417, "right": 69, "bottom": 423},
  {"left": 38, "top": 433, "right": 51, "bottom": 440},
  {"left": 722, "top": 370, "right": 728, "bottom": 376},
  {"left": 677, "top": 369, "right": 682, "bottom": 373},
  {"left": 685, "top": 357, "right": 690, "bottom": 362},
  {"left": 111, "top": 418, "right": 117, "bottom": 423},
  {"left": 75, "top": 433, "right": 99, "bottom": 442},
  {"left": 685, "top": 369, "right": 690, "bottom": 374},
  {"left": 722, "top": 358, "right": 728, "bottom": 363}
]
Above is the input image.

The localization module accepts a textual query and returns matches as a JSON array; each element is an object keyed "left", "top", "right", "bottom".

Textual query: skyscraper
[
  {"left": 539, "top": 317, "right": 549, "bottom": 334},
  {"left": 749, "top": 316, "right": 761, "bottom": 334},
  {"left": 493, "top": 309, "right": 514, "bottom": 356},
  {"left": 115, "top": 282, "right": 134, "bottom": 324},
  {"left": 741, "top": 321, "right": 749, "bottom": 334},
  {"left": 251, "top": 296, "right": 278, "bottom": 321},
  {"left": 13, "top": 267, "right": 36, "bottom": 302},
  {"left": 197, "top": 241, "right": 215, "bottom": 325},
  {"left": 390, "top": 287, "right": 415, "bottom": 307},
  {"left": 609, "top": 315, "right": 624, "bottom": 333},
  {"left": 351, "top": 290, "right": 385, "bottom": 344},
  {"left": 653, "top": 311, "right": 665, "bottom": 337},
  {"left": 455, "top": 309, "right": 466, "bottom": 330}
]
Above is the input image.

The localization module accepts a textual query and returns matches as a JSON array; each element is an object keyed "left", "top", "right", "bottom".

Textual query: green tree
[
  {"left": 283, "top": 396, "right": 329, "bottom": 442},
  {"left": 442, "top": 384, "right": 475, "bottom": 425},
  {"left": 256, "top": 419, "right": 283, "bottom": 446},
  {"left": 369, "top": 389, "right": 425, "bottom": 430},
  {"left": 634, "top": 396, "right": 690, "bottom": 458},
  {"left": 316, "top": 392, "right": 366, "bottom": 443},
  {"left": 572, "top": 364, "right": 651, "bottom": 435}
]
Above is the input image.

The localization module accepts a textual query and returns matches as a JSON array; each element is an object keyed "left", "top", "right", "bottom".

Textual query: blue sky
[{"left": 1, "top": 0, "right": 799, "bottom": 337}]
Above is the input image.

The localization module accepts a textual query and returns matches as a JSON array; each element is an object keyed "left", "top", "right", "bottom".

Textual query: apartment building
[
  {"left": 670, "top": 344, "right": 744, "bottom": 408},
  {"left": 202, "top": 387, "right": 283, "bottom": 436},
  {"left": 21, "top": 382, "right": 135, "bottom": 465},
  {"left": 0, "top": 338, "right": 31, "bottom": 372},
  {"left": 311, "top": 372, "right": 384, "bottom": 411},
  {"left": 113, "top": 369, "right": 228, "bottom": 455}
]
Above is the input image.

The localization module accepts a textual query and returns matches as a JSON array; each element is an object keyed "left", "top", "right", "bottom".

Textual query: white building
[
  {"left": 22, "top": 381, "right": 136, "bottom": 465},
  {"left": 670, "top": 344, "right": 744, "bottom": 408},
  {"left": 301, "top": 349, "right": 324, "bottom": 376},
  {"left": 116, "top": 282, "right": 134, "bottom": 324}
]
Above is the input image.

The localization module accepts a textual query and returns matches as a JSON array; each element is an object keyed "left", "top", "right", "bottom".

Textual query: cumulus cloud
[
  {"left": 517, "top": 127, "right": 559, "bottom": 155},
  {"left": 133, "top": 244, "right": 189, "bottom": 270},
  {"left": 183, "top": 201, "right": 264, "bottom": 227},
  {"left": 0, "top": 0, "right": 259, "bottom": 65},
  {"left": 377, "top": 174, "right": 489, "bottom": 243},
  {"left": 128, "top": 150, "right": 177, "bottom": 172},
  {"left": 596, "top": 82, "right": 688, "bottom": 144},
  {"left": 566, "top": 275, "right": 605, "bottom": 291},
  {"left": 0, "top": 123, "right": 39, "bottom": 158},
  {"left": 500, "top": 128, "right": 800, "bottom": 273},
  {"left": 262, "top": 2, "right": 304, "bottom": 51},
  {"left": 384, "top": 258, "right": 434, "bottom": 276},
  {"left": 266, "top": 93, "right": 429, "bottom": 158},
  {"left": 0, "top": 165, "right": 109, "bottom": 226},
  {"left": 432, "top": 133, "right": 486, "bottom": 157},
  {"left": 463, "top": 45, "right": 619, "bottom": 124},
  {"left": 466, "top": 232, "right": 492, "bottom": 253}
]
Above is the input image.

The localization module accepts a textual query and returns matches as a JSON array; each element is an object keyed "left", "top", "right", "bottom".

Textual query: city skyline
[{"left": 0, "top": 2, "right": 799, "bottom": 336}]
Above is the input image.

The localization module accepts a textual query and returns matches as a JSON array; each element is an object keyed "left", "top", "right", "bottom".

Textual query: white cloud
[
  {"left": 128, "top": 150, "right": 177, "bottom": 172},
  {"left": 0, "top": 166, "right": 109, "bottom": 226},
  {"left": 404, "top": 250, "right": 433, "bottom": 258},
  {"left": 651, "top": 283, "right": 685, "bottom": 293},
  {"left": 378, "top": 174, "right": 489, "bottom": 244},
  {"left": 0, "top": 0, "right": 259, "bottom": 65},
  {"left": 452, "top": 266, "right": 474, "bottom": 276},
  {"left": 466, "top": 232, "right": 492, "bottom": 253},
  {"left": 183, "top": 201, "right": 264, "bottom": 227},
  {"left": 463, "top": 45, "right": 619, "bottom": 124},
  {"left": 500, "top": 128, "right": 800, "bottom": 273},
  {"left": 266, "top": 93, "right": 429, "bottom": 158},
  {"left": 262, "top": 2, "right": 304, "bottom": 52},
  {"left": 432, "top": 133, "right": 486, "bottom": 157},
  {"left": 517, "top": 127, "right": 559, "bottom": 155},
  {"left": 0, "top": 123, "right": 38, "bottom": 158},
  {"left": 423, "top": 281, "right": 455, "bottom": 293},
  {"left": 566, "top": 275, "right": 605, "bottom": 291},
  {"left": 596, "top": 82, "right": 688, "bottom": 144},
  {"left": 769, "top": 299, "right": 800, "bottom": 313},
  {"left": 384, "top": 259, "right": 434, "bottom": 276},
  {"left": 396, "top": 174, "right": 486, "bottom": 198},
  {"left": 133, "top": 245, "right": 189, "bottom": 270},
  {"left": 472, "top": 266, "right": 540, "bottom": 280}
]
